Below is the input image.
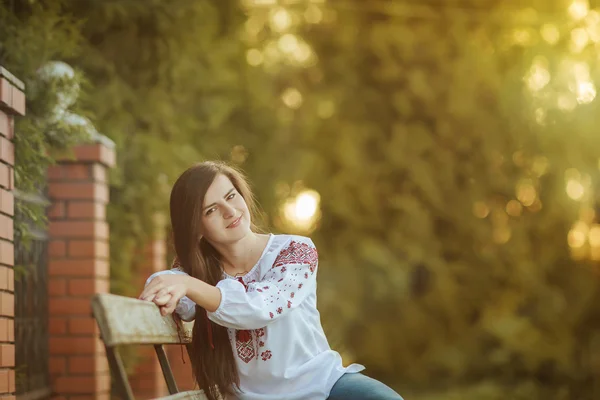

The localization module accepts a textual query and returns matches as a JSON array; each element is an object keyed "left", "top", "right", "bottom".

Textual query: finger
[
  {"left": 138, "top": 277, "right": 165, "bottom": 299},
  {"left": 161, "top": 299, "right": 178, "bottom": 316},
  {"left": 140, "top": 284, "right": 164, "bottom": 301},
  {"left": 153, "top": 294, "right": 172, "bottom": 306},
  {"left": 154, "top": 287, "right": 171, "bottom": 301}
]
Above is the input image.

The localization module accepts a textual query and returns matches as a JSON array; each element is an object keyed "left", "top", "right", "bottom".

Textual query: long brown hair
[{"left": 169, "top": 161, "right": 259, "bottom": 400}]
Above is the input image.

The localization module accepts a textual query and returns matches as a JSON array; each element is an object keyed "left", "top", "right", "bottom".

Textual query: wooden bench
[{"left": 91, "top": 293, "right": 210, "bottom": 400}]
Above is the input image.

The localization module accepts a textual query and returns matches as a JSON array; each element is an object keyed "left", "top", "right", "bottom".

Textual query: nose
[{"left": 222, "top": 203, "right": 236, "bottom": 219}]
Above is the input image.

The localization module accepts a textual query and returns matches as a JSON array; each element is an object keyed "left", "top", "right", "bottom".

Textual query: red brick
[
  {"left": 48, "top": 165, "right": 92, "bottom": 181},
  {"left": 68, "top": 355, "right": 96, "bottom": 374},
  {"left": 68, "top": 318, "right": 98, "bottom": 335},
  {"left": 0, "top": 267, "right": 11, "bottom": 292},
  {"left": 65, "top": 165, "right": 92, "bottom": 180},
  {"left": 0, "top": 267, "right": 8, "bottom": 291},
  {"left": 0, "top": 293, "right": 13, "bottom": 317},
  {"left": 0, "top": 112, "right": 10, "bottom": 139},
  {"left": 7, "top": 370, "right": 13, "bottom": 393},
  {"left": 6, "top": 168, "right": 12, "bottom": 192},
  {"left": 0, "top": 137, "right": 14, "bottom": 166},
  {"left": 49, "top": 298, "right": 91, "bottom": 315},
  {"left": 68, "top": 240, "right": 108, "bottom": 259},
  {"left": 0, "top": 319, "right": 8, "bottom": 342},
  {"left": 48, "top": 278, "right": 67, "bottom": 296},
  {"left": 6, "top": 269, "right": 11, "bottom": 293},
  {"left": 96, "top": 373, "right": 111, "bottom": 392},
  {"left": 96, "top": 356, "right": 109, "bottom": 373},
  {"left": 95, "top": 393, "right": 111, "bottom": 400},
  {"left": 6, "top": 320, "right": 12, "bottom": 342},
  {"left": 47, "top": 165, "right": 64, "bottom": 180},
  {"left": 131, "top": 377, "right": 160, "bottom": 391},
  {"left": 0, "top": 79, "right": 11, "bottom": 110},
  {"left": 0, "top": 344, "right": 14, "bottom": 367},
  {"left": 49, "top": 356, "right": 67, "bottom": 374},
  {"left": 0, "top": 242, "right": 13, "bottom": 268},
  {"left": 91, "top": 165, "right": 107, "bottom": 183},
  {"left": 48, "top": 240, "right": 66, "bottom": 257},
  {"left": 49, "top": 317, "right": 67, "bottom": 335},
  {"left": 48, "top": 259, "right": 109, "bottom": 278},
  {"left": 67, "top": 202, "right": 105, "bottom": 219},
  {"left": 68, "top": 278, "right": 109, "bottom": 296},
  {"left": 0, "top": 369, "right": 8, "bottom": 393},
  {"left": 47, "top": 201, "right": 65, "bottom": 219},
  {"left": 95, "top": 338, "right": 106, "bottom": 353},
  {"left": 49, "top": 337, "right": 96, "bottom": 355},
  {"left": 96, "top": 278, "right": 109, "bottom": 294},
  {"left": 64, "top": 144, "right": 116, "bottom": 168},
  {"left": 0, "top": 164, "right": 8, "bottom": 190},
  {"left": 48, "top": 182, "right": 108, "bottom": 203},
  {"left": 53, "top": 376, "right": 96, "bottom": 394},
  {"left": 48, "top": 221, "right": 108, "bottom": 239},
  {"left": 11, "top": 88, "right": 25, "bottom": 116},
  {"left": 0, "top": 215, "right": 13, "bottom": 241},
  {"left": 0, "top": 190, "right": 13, "bottom": 216}
]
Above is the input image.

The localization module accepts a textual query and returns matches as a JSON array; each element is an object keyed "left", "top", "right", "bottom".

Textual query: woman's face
[{"left": 199, "top": 174, "right": 251, "bottom": 243}]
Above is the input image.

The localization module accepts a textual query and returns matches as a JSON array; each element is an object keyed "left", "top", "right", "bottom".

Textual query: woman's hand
[{"left": 139, "top": 274, "right": 190, "bottom": 316}]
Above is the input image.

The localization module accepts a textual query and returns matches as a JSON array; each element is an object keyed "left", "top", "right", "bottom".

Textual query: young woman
[{"left": 139, "top": 161, "right": 403, "bottom": 400}]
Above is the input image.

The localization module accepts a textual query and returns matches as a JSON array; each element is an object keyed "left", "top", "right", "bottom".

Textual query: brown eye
[{"left": 227, "top": 193, "right": 236, "bottom": 200}]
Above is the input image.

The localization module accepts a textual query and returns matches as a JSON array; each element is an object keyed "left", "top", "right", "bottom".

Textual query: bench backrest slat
[
  {"left": 92, "top": 293, "right": 208, "bottom": 399},
  {"left": 92, "top": 293, "right": 193, "bottom": 347}
]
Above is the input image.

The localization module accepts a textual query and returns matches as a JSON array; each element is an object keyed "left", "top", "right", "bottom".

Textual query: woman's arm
[{"left": 207, "top": 238, "right": 318, "bottom": 330}]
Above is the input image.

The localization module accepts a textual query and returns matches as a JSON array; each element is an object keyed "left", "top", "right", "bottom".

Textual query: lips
[{"left": 227, "top": 216, "right": 242, "bottom": 229}]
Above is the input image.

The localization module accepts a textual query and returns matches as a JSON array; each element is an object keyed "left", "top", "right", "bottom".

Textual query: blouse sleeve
[
  {"left": 145, "top": 268, "right": 197, "bottom": 322},
  {"left": 207, "top": 238, "right": 318, "bottom": 330}
]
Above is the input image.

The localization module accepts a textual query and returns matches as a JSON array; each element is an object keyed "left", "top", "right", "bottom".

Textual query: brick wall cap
[
  {"left": 90, "top": 132, "right": 116, "bottom": 150},
  {"left": 0, "top": 67, "right": 25, "bottom": 91},
  {"left": 55, "top": 139, "right": 116, "bottom": 168}
]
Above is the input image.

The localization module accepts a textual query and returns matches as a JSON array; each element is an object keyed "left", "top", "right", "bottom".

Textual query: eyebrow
[{"left": 203, "top": 188, "right": 235, "bottom": 211}]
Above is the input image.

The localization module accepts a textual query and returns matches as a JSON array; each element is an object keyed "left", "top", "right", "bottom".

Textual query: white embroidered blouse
[{"left": 145, "top": 234, "right": 364, "bottom": 400}]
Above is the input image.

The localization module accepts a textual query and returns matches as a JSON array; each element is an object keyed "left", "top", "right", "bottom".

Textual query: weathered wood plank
[{"left": 92, "top": 293, "right": 193, "bottom": 346}]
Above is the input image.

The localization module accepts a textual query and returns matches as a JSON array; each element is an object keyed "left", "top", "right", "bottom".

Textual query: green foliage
[
  {"left": 277, "top": 1, "right": 600, "bottom": 397},
  {"left": 0, "top": 0, "right": 90, "bottom": 251},
  {"left": 6, "top": 0, "right": 600, "bottom": 398},
  {"left": 63, "top": 0, "right": 253, "bottom": 295}
]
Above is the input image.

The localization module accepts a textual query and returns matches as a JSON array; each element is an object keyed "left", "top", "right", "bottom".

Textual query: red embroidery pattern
[
  {"left": 234, "top": 280, "right": 271, "bottom": 362},
  {"left": 235, "top": 277, "right": 256, "bottom": 363},
  {"left": 235, "top": 330, "right": 255, "bottom": 363},
  {"left": 231, "top": 239, "right": 318, "bottom": 364},
  {"left": 272, "top": 241, "right": 318, "bottom": 272}
]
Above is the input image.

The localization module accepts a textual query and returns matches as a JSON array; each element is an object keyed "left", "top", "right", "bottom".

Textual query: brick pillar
[
  {"left": 0, "top": 67, "right": 25, "bottom": 400},
  {"left": 47, "top": 141, "right": 115, "bottom": 399},
  {"left": 129, "top": 214, "right": 168, "bottom": 398}
]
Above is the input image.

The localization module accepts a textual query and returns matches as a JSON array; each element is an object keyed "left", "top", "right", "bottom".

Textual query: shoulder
[
  {"left": 270, "top": 234, "right": 318, "bottom": 265},
  {"left": 270, "top": 235, "right": 317, "bottom": 253}
]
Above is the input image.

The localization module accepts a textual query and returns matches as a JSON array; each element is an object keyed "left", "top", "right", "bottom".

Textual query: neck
[{"left": 210, "top": 232, "right": 266, "bottom": 276}]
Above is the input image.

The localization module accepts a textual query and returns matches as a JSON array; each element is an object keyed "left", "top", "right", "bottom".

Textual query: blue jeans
[{"left": 328, "top": 373, "right": 404, "bottom": 400}]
